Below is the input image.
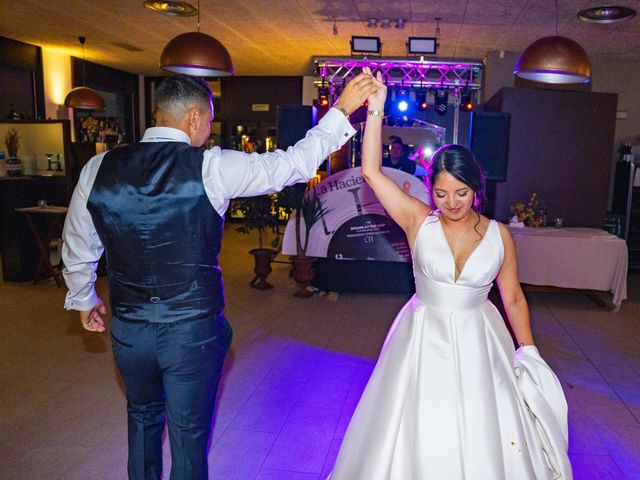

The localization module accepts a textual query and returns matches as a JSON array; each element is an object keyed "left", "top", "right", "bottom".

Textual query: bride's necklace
[{"left": 441, "top": 212, "right": 479, "bottom": 239}]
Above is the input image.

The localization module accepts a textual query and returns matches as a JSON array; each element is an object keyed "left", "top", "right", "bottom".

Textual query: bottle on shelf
[{"left": 6, "top": 104, "right": 21, "bottom": 121}]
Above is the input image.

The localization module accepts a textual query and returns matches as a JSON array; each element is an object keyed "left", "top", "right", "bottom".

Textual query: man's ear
[{"left": 188, "top": 107, "right": 201, "bottom": 132}]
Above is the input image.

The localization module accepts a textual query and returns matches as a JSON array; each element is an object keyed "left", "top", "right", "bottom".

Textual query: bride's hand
[{"left": 362, "top": 67, "right": 386, "bottom": 111}]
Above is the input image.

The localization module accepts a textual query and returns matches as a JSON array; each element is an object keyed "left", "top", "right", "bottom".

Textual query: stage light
[
  {"left": 407, "top": 37, "right": 437, "bottom": 55},
  {"left": 435, "top": 88, "right": 448, "bottom": 116},
  {"left": 422, "top": 145, "right": 435, "bottom": 158},
  {"left": 459, "top": 89, "right": 473, "bottom": 112},
  {"left": 317, "top": 85, "right": 330, "bottom": 107},
  {"left": 395, "top": 88, "right": 410, "bottom": 114},
  {"left": 351, "top": 36, "right": 382, "bottom": 54},
  {"left": 416, "top": 89, "right": 428, "bottom": 111}
]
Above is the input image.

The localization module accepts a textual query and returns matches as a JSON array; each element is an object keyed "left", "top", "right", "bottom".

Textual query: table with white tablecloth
[{"left": 507, "top": 226, "right": 628, "bottom": 310}]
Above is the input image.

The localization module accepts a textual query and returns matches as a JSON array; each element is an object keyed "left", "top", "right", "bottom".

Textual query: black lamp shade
[
  {"left": 64, "top": 87, "right": 106, "bottom": 110},
  {"left": 160, "top": 31, "right": 234, "bottom": 77},
  {"left": 514, "top": 36, "right": 591, "bottom": 84}
]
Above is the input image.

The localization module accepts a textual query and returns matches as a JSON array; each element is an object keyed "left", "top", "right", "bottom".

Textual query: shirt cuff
[
  {"left": 318, "top": 107, "right": 357, "bottom": 145},
  {"left": 64, "top": 289, "right": 99, "bottom": 311}
]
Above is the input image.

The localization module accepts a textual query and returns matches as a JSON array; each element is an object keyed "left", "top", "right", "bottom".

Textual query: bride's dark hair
[{"left": 426, "top": 144, "right": 486, "bottom": 211}]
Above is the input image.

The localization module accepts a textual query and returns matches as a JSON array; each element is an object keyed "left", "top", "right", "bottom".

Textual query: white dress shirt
[{"left": 62, "top": 107, "right": 355, "bottom": 311}]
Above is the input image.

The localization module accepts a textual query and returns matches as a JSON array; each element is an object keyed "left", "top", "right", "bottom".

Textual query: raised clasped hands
[
  {"left": 362, "top": 66, "right": 387, "bottom": 112},
  {"left": 80, "top": 297, "right": 107, "bottom": 332},
  {"left": 333, "top": 70, "right": 379, "bottom": 116}
]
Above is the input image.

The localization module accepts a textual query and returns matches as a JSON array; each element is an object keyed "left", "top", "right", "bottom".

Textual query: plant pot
[
  {"left": 6, "top": 157, "right": 22, "bottom": 177},
  {"left": 291, "top": 255, "right": 316, "bottom": 298},
  {"left": 249, "top": 248, "right": 276, "bottom": 290}
]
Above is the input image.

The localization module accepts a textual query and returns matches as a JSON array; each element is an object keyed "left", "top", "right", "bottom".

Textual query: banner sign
[{"left": 282, "top": 167, "right": 430, "bottom": 263}]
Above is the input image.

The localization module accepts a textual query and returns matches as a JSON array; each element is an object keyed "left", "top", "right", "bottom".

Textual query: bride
[{"left": 328, "top": 68, "right": 572, "bottom": 479}]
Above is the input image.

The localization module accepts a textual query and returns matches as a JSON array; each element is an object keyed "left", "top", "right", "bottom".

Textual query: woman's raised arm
[{"left": 359, "top": 68, "right": 430, "bottom": 240}]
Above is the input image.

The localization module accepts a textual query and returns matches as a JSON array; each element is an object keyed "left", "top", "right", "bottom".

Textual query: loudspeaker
[
  {"left": 276, "top": 105, "right": 317, "bottom": 150},
  {"left": 469, "top": 111, "right": 511, "bottom": 182}
]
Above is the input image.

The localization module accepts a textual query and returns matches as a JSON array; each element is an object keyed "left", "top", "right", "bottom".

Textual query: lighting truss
[{"left": 313, "top": 56, "right": 483, "bottom": 90}]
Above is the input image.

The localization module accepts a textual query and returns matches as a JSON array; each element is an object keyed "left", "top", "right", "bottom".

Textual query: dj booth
[{"left": 282, "top": 167, "right": 428, "bottom": 294}]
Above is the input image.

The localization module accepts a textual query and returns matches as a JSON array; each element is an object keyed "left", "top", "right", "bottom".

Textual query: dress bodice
[{"left": 412, "top": 216, "right": 504, "bottom": 309}]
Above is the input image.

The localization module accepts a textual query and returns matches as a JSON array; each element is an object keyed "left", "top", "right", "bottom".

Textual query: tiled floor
[{"left": 1, "top": 225, "right": 639, "bottom": 479}]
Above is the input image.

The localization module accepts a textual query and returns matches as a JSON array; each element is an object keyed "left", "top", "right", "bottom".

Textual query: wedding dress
[{"left": 329, "top": 216, "right": 572, "bottom": 479}]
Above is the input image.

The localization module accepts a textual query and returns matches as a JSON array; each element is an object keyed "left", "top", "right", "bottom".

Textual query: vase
[
  {"left": 291, "top": 255, "right": 316, "bottom": 298},
  {"left": 6, "top": 157, "right": 22, "bottom": 177},
  {"left": 249, "top": 248, "right": 276, "bottom": 290}
]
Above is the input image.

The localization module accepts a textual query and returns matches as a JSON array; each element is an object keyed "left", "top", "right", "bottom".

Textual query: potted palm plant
[
  {"left": 235, "top": 194, "right": 280, "bottom": 290},
  {"left": 279, "top": 184, "right": 330, "bottom": 297}
]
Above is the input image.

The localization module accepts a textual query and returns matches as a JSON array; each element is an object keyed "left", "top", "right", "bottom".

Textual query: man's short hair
[{"left": 154, "top": 75, "right": 212, "bottom": 116}]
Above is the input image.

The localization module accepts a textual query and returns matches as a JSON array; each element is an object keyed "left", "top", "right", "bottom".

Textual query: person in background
[
  {"left": 62, "top": 73, "right": 378, "bottom": 480},
  {"left": 382, "top": 136, "right": 416, "bottom": 175}
]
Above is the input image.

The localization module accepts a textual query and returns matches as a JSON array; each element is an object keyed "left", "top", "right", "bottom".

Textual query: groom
[{"left": 62, "top": 73, "right": 377, "bottom": 480}]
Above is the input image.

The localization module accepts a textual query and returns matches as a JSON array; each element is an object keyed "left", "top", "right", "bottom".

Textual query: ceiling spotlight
[
  {"left": 396, "top": 18, "right": 406, "bottom": 29},
  {"left": 144, "top": 1, "right": 198, "bottom": 16},
  {"left": 367, "top": 18, "right": 378, "bottom": 28},
  {"left": 380, "top": 18, "right": 392, "bottom": 29},
  {"left": 578, "top": 6, "right": 636, "bottom": 24}
]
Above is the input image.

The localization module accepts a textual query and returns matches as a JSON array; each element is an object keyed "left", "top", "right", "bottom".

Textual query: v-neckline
[{"left": 438, "top": 218, "right": 492, "bottom": 283}]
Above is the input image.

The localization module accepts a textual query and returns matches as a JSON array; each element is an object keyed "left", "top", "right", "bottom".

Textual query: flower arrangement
[
  {"left": 81, "top": 115, "right": 100, "bottom": 142},
  {"left": 510, "top": 192, "right": 543, "bottom": 226}
]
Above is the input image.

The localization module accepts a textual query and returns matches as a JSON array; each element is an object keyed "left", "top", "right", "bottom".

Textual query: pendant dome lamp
[
  {"left": 514, "top": 0, "right": 591, "bottom": 84},
  {"left": 64, "top": 37, "right": 106, "bottom": 110},
  {"left": 160, "top": 0, "right": 234, "bottom": 77}
]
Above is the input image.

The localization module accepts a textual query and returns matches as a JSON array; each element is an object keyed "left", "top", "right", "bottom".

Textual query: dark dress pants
[{"left": 110, "top": 313, "right": 232, "bottom": 480}]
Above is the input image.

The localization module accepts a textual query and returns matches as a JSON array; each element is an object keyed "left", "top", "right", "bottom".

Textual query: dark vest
[{"left": 87, "top": 141, "right": 224, "bottom": 323}]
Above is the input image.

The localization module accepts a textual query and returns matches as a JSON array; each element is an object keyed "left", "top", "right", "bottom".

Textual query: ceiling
[{"left": 2, "top": 0, "right": 639, "bottom": 77}]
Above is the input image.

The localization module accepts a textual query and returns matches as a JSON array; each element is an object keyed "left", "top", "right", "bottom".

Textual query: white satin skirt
[{"left": 329, "top": 295, "right": 571, "bottom": 480}]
